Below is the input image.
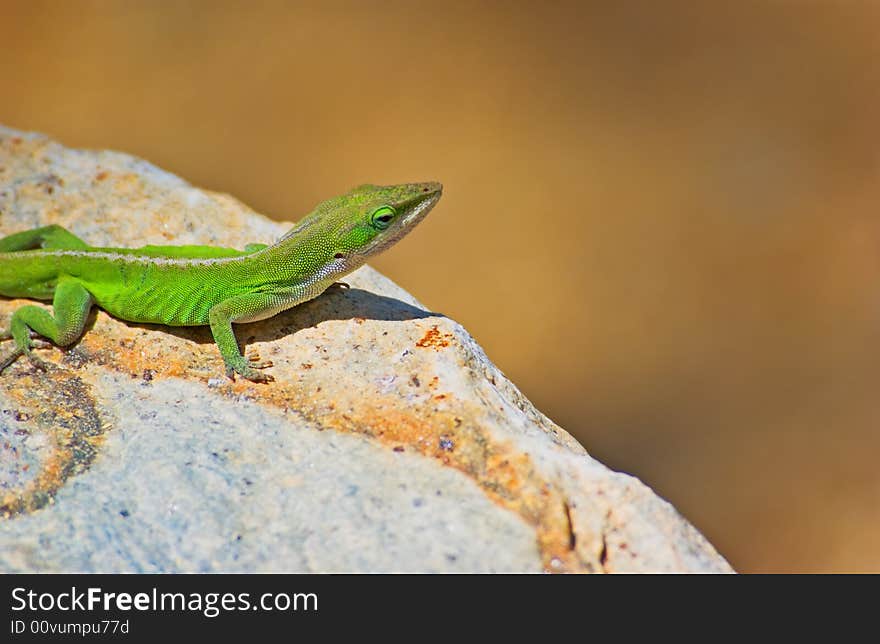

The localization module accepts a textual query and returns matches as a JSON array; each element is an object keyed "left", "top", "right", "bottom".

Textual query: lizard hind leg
[
  {"left": 0, "top": 279, "right": 94, "bottom": 374},
  {"left": 0, "top": 224, "right": 90, "bottom": 252}
]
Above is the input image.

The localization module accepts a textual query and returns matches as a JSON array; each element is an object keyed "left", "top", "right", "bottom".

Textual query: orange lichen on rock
[{"left": 415, "top": 325, "right": 452, "bottom": 350}]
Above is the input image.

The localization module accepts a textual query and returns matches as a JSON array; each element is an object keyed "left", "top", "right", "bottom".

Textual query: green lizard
[{"left": 0, "top": 182, "right": 442, "bottom": 382}]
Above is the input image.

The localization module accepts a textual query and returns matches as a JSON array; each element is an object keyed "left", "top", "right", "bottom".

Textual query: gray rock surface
[{"left": 0, "top": 125, "right": 733, "bottom": 572}]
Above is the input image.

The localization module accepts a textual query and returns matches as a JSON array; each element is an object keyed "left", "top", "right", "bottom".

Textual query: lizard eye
[{"left": 370, "top": 205, "right": 396, "bottom": 230}]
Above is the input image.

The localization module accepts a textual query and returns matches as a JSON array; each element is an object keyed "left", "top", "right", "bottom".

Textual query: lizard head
[
  {"left": 275, "top": 182, "right": 442, "bottom": 283},
  {"left": 322, "top": 181, "right": 442, "bottom": 261}
]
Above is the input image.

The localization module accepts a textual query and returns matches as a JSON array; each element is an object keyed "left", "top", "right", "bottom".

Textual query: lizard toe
[
  {"left": 0, "top": 347, "right": 25, "bottom": 373},
  {"left": 243, "top": 370, "right": 274, "bottom": 383},
  {"left": 26, "top": 353, "right": 51, "bottom": 372}
]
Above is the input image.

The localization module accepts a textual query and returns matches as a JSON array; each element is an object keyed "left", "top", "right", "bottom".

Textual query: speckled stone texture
[{"left": 0, "top": 126, "right": 732, "bottom": 572}]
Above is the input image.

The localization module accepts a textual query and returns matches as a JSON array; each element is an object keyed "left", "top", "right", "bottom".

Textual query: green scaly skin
[{"left": 0, "top": 182, "right": 442, "bottom": 382}]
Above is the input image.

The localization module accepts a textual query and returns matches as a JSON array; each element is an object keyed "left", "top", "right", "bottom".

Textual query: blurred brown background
[{"left": 2, "top": 1, "right": 878, "bottom": 572}]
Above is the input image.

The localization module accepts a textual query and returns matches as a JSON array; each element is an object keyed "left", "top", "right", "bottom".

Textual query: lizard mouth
[{"left": 402, "top": 189, "right": 442, "bottom": 227}]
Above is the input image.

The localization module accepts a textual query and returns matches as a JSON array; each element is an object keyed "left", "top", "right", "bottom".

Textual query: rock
[{"left": 0, "top": 125, "right": 732, "bottom": 573}]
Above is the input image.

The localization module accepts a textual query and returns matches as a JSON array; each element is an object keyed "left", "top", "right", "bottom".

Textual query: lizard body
[{"left": 0, "top": 182, "right": 441, "bottom": 382}]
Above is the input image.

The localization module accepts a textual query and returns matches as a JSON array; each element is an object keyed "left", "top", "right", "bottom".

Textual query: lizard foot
[
  {"left": 0, "top": 347, "right": 24, "bottom": 374},
  {"left": 24, "top": 351, "right": 52, "bottom": 372},
  {"left": 0, "top": 347, "right": 50, "bottom": 373},
  {"left": 226, "top": 363, "right": 275, "bottom": 384}
]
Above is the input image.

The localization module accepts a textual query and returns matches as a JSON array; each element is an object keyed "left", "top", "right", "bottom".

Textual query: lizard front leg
[
  {"left": 208, "top": 287, "right": 311, "bottom": 383},
  {"left": 0, "top": 279, "right": 94, "bottom": 373}
]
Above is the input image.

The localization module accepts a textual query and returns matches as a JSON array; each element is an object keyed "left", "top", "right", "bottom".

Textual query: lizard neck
[{"left": 258, "top": 232, "right": 365, "bottom": 289}]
